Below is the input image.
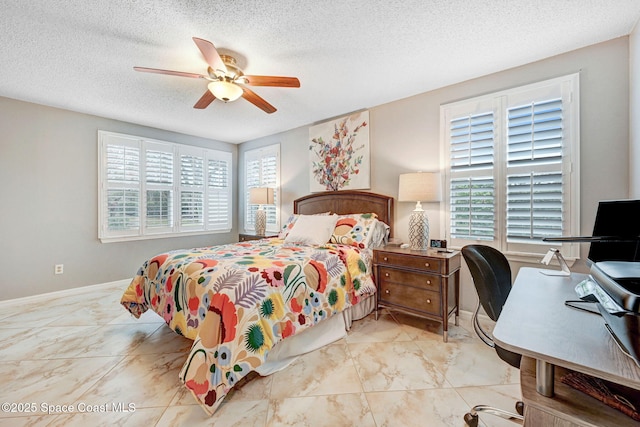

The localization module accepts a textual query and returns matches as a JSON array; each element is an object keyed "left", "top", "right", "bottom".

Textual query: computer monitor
[{"left": 587, "top": 199, "right": 640, "bottom": 263}]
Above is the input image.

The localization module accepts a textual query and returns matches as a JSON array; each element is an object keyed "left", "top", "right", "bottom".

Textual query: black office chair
[{"left": 461, "top": 245, "right": 524, "bottom": 427}]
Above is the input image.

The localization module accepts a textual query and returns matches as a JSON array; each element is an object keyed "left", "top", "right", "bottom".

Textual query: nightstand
[
  {"left": 373, "top": 246, "right": 461, "bottom": 342},
  {"left": 239, "top": 233, "right": 275, "bottom": 242}
]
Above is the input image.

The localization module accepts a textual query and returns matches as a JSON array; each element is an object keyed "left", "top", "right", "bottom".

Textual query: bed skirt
[{"left": 255, "top": 294, "right": 376, "bottom": 375}]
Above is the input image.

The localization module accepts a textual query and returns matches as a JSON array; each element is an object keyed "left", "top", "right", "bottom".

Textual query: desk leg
[
  {"left": 535, "top": 359, "right": 555, "bottom": 397},
  {"left": 454, "top": 269, "right": 460, "bottom": 326}
]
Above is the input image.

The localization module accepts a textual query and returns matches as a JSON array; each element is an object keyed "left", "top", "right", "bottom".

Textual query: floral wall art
[{"left": 308, "top": 110, "right": 370, "bottom": 192}]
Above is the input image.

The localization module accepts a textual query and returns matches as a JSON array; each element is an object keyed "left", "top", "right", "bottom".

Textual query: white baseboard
[
  {"left": 0, "top": 279, "right": 131, "bottom": 308},
  {"left": 458, "top": 309, "right": 472, "bottom": 322}
]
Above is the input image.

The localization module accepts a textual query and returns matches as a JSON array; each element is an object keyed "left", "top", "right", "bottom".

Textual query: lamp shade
[
  {"left": 208, "top": 80, "right": 243, "bottom": 102},
  {"left": 249, "top": 187, "right": 274, "bottom": 205},
  {"left": 398, "top": 172, "right": 442, "bottom": 202}
]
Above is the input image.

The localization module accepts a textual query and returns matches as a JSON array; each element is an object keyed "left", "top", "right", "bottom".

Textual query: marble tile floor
[{"left": 0, "top": 282, "right": 521, "bottom": 427}]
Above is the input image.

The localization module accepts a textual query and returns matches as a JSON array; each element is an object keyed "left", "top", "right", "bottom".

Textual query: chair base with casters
[
  {"left": 462, "top": 299, "right": 525, "bottom": 426},
  {"left": 461, "top": 245, "right": 526, "bottom": 426},
  {"left": 464, "top": 402, "right": 524, "bottom": 427}
]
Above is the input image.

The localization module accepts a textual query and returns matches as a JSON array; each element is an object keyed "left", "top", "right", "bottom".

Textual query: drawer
[
  {"left": 379, "top": 282, "right": 441, "bottom": 316},
  {"left": 378, "top": 266, "right": 441, "bottom": 292},
  {"left": 375, "top": 251, "right": 441, "bottom": 273}
]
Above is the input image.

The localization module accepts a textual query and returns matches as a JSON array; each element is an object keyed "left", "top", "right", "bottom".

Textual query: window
[
  {"left": 441, "top": 74, "right": 580, "bottom": 260},
  {"left": 244, "top": 144, "right": 280, "bottom": 233},
  {"left": 145, "top": 141, "right": 174, "bottom": 233},
  {"left": 99, "top": 131, "right": 232, "bottom": 242}
]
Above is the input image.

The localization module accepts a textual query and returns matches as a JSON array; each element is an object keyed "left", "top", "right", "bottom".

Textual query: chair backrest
[
  {"left": 461, "top": 245, "right": 512, "bottom": 322},
  {"left": 462, "top": 244, "right": 521, "bottom": 369}
]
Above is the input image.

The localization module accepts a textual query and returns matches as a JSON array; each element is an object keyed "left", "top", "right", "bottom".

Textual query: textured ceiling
[{"left": 2, "top": 1, "right": 640, "bottom": 143}]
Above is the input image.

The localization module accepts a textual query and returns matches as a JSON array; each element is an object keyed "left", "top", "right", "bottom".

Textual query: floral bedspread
[{"left": 120, "top": 238, "right": 375, "bottom": 415}]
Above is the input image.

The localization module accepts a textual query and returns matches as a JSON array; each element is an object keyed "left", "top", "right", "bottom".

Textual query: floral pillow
[
  {"left": 278, "top": 214, "right": 298, "bottom": 239},
  {"left": 329, "top": 213, "right": 379, "bottom": 249}
]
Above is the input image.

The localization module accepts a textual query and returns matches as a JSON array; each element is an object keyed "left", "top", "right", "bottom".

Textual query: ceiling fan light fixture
[
  {"left": 208, "top": 80, "right": 243, "bottom": 102},
  {"left": 135, "top": 37, "right": 298, "bottom": 113}
]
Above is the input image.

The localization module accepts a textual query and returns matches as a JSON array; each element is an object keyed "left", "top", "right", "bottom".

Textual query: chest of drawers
[{"left": 373, "top": 246, "right": 461, "bottom": 342}]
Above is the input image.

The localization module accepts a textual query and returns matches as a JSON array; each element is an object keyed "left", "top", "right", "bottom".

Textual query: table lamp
[
  {"left": 249, "top": 187, "right": 274, "bottom": 236},
  {"left": 398, "top": 172, "right": 442, "bottom": 250}
]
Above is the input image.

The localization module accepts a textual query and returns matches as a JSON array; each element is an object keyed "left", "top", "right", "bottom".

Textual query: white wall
[
  {"left": 240, "top": 37, "right": 631, "bottom": 312},
  {"left": 630, "top": 21, "right": 640, "bottom": 197},
  {"left": 0, "top": 98, "right": 238, "bottom": 301}
]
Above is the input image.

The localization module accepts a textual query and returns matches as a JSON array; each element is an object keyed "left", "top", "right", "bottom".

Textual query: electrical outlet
[{"left": 54, "top": 264, "right": 64, "bottom": 275}]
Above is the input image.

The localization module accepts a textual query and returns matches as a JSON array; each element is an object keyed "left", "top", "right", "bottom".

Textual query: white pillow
[
  {"left": 283, "top": 214, "right": 338, "bottom": 245},
  {"left": 278, "top": 212, "right": 331, "bottom": 239}
]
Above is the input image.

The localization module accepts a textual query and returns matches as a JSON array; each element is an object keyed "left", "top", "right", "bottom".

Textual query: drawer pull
[
  {"left": 425, "top": 262, "right": 430, "bottom": 267},
  {"left": 426, "top": 299, "right": 431, "bottom": 304},
  {"left": 385, "top": 273, "right": 390, "bottom": 277},
  {"left": 426, "top": 280, "right": 431, "bottom": 285},
  {"left": 383, "top": 257, "right": 388, "bottom": 261},
  {"left": 385, "top": 289, "right": 390, "bottom": 294}
]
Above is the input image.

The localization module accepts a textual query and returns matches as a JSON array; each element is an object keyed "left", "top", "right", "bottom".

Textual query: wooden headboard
[{"left": 293, "top": 190, "right": 394, "bottom": 237}]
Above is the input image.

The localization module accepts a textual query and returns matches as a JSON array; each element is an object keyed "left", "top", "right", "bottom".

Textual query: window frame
[
  {"left": 243, "top": 144, "right": 281, "bottom": 234},
  {"left": 98, "top": 131, "right": 233, "bottom": 243},
  {"left": 440, "top": 74, "right": 581, "bottom": 261}
]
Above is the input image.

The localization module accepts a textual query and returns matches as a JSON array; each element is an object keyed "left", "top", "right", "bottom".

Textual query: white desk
[{"left": 493, "top": 267, "right": 640, "bottom": 426}]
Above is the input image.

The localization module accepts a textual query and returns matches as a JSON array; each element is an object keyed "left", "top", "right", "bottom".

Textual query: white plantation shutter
[
  {"left": 507, "top": 99, "right": 563, "bottom": 166},
  {"left": 506, "top": 99, "right": 564, "bottom": 242},
  {"left": 179, "top": 150, "right": 205, "bottom": 230},
  {"left": 207, "top": 153, "right": 232, "bottom": 231},
  {"left": 261, "top": 153, "right": 278, "bottom": 226},
  {"left": 102, "top": 134, "right": 141, "bottom": 237},
  {"left": 99, "top": 131, "right": 233, "bottom": 241},
  {"left": 245, "top": 155, "right": 261, "bottom": 227},
  {"left": 106, "top": 188, "right": 140, "bottom": 232},
  {"left": 506, "top": 172, "right": 563, "bottom": 240},
  {"left": 246, "top": 157, "right": 261, "bottom": 191},
  {"left": 450, "top": 177, "right": 495, "bottom": 240},
  {"left": 244, "top": 144, "right": 280, "bottom": 233},
  {"left": 450, "top": 113, "right": 495, "bottom": 171},
  {"left": 145, "top": 143, "right": 173, "bottom": 232},
  {"left": 449, "top": 112, "right": 496, "bottom": 241},
  {"left": 441, "top": 74, "right": 580, "bottom": 259}
]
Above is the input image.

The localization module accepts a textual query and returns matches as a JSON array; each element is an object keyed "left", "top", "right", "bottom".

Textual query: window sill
[
  {"left": 504, "top": 251, "right": 578, "bottom": 268},
  {"left": 99, "top": 229, "right": 232, "bottom": 243},
  {"left": 450, "top": 246, "right": 578, "bottom": 267}
]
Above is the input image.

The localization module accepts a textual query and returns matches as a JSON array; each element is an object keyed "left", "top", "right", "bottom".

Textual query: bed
[{"left": 121, "top": 190, "right": 394, "bottom": 415}]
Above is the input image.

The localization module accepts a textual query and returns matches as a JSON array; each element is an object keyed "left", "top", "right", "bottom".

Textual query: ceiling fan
[{"left": 134, "top": 37, "right": 300, "bottom": 114}]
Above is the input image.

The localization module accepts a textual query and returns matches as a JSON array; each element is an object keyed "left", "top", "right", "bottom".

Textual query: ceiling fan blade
[
  {"left": 242, "top": 87, "right": 276, "bottom": 114},
  {"left": 192, "top": 37, "right": 227, "bottom": 73},
  {"left": 193, "top": 90, "right": 216, "bottom": 109},
  {"left": 242, "top": 75, "right": 300, "bottom": 87},
  {"left": 133, "top": 66, "right": 205, "bottom": 79}
]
